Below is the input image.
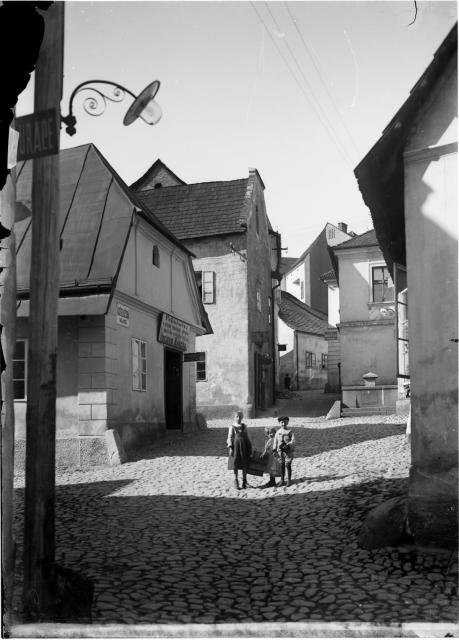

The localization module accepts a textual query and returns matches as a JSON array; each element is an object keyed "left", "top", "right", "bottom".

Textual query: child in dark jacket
[{"left": 273, "top": 416, "right": 294, "bottom": 486}]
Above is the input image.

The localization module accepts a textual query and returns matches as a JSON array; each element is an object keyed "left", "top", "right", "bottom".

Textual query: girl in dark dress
[{"left": 227, "top": 411, "right": 252, "bottom": 490}]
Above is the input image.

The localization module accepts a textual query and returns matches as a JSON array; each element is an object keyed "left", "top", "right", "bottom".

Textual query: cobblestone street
[{"left": 11, "top": 414, "right": 458, "bottom": 635}]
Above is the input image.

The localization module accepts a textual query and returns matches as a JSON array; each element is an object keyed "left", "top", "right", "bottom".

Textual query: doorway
[
  {"left": 254, "top": 352, "right": 266, "bottom": 411},
  {"left": 164, "top": 349, "right": 183, "bottom": 429}
]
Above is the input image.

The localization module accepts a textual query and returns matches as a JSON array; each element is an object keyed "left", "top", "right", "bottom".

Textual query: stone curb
[{"left": 9, "top": 622, "right": 459, "bottom": 638}]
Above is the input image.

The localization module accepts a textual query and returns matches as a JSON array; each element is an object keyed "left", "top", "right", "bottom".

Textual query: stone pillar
[{"left": 77, "top": 315, "right": 119, "bottom": 465}]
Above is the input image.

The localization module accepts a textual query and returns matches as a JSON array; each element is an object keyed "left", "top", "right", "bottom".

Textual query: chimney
[{"left": 338, "top": 222, "right": 348, "bottom": 234}]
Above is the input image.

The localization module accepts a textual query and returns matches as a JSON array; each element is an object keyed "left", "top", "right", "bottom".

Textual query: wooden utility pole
[
  {"left": 22, "top": 2, "right": 64, "bottom": 620},
  {"left": 1, "top": 159, "right": 17, "bottom": 620}
]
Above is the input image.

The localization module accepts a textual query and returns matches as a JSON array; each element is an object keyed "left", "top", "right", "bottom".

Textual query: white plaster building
[
  {"left": 332, "top": 230, "right": 397, "bottom": 412},
  {"left": 355, "top": 25, "right": 457, "bottom": 548},
  {"left": 14, "top": 144, "right": 211, "bottom": 466}
]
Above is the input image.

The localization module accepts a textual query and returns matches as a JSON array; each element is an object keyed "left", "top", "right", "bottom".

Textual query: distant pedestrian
[
  {"left": 227, "top": 411, "right": 252, "bottom": 490},
  {"left": 284, "top": 373, "right": 291, "bottom": 390},
  {"left": 260, "top": 427, "right": 279, "bottom": 487},
  {"left": 273, "top": 416, "right": 294, "bottom": 487}
]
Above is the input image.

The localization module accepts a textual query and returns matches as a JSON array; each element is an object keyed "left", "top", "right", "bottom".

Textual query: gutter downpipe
[
  {"left": 271, "top": 278, "right": 281, "bottom": 405},
  {"left": 270, "top": 229, "right": 282, "bottom": 406},
  {"left": 295, "top": 331, "right": 299, "bottom": 391}
]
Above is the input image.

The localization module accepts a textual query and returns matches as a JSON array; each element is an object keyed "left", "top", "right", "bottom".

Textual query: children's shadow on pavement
[{"left": 293, "top": 474, "right": 351, "bottom": 485}]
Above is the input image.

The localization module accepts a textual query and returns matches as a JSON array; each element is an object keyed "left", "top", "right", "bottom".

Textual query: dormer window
[{"left": 152, "top": 245, "right": 160, "bottom": 267}]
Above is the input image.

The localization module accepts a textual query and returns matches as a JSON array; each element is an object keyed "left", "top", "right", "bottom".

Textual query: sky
[{"left": 17, "top": 0, "right": 457, "bottom": 258}]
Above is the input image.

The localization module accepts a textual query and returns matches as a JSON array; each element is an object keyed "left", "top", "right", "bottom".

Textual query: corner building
[{"left": 131, "top": 161, "right": 281, "bottom": 418}]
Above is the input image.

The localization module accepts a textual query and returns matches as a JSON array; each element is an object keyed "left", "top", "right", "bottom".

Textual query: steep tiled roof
[
  {"left": 279, "top": 291, "right": 330, "bottom": 336},
  {"left": 279, "top": 257, "right": 298, "bottom": 276},
  {"left": 134, "top": 179, "right": 250, "bottom": 240},
  {"left": 14, "top": 144, "right": 192, "bottom": 294},
  {"left": 333, "top": 229, "right": 378, "bottom": 250},
  {"left": 130, "top": 159, "right": 186, "bottom": 191}
]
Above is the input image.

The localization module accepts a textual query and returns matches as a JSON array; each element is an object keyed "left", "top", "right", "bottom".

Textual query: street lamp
[{"left": 61, "top": 79, "right": 162, "bottom": 136}]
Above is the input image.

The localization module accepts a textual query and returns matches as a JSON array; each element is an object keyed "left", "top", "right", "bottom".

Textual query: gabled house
[
  {"left": 131, "top": 161, "right": 281, "bottom": 418},
  {"left": 278, "top": 291, "right": 330, "bottom": 390},
  {"left": 282, "top": 222, "right": 352, "bottom": 315},
  {"left": 14, "top": 144, "right": 211, "bottom": 467},
  {"left": 354, "top": 25, "right": 457, "bottom": 548},
  {"left": 332, "top": 229, "right": 397, "bottom": 412}
]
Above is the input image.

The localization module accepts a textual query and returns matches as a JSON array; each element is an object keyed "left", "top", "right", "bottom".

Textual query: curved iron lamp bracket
[{"left": 61, "top": 80, "right": 137, "bottom": 136}]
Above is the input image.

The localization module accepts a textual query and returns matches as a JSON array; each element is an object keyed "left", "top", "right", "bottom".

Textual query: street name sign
[{"left": 15, "top": 108, "right": 59, "bottom": 161}]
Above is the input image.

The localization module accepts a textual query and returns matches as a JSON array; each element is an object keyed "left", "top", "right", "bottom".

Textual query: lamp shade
[{"left": 123, "top": 80, "right": 162, "bottom": 126}]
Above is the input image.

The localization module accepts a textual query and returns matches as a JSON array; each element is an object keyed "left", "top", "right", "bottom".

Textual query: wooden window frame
[
  {"left": 196, "top": 352, "right": 207, "bottom": 382},
  {"left": 196, "top": 271, "right": 216, "bottom": 304},
  {"left": 132, "top": 338, "right": 147, "bottom": 391},
  {"left": 13, "top": 338, "right": 28, "bottom": 400},
  {"left": 305, "top": 351, "right": 316, "bottom": 368},
  {"left": 394, "top": 263, "right": 409, "bottom": 379},
  {"left": 371, "top": 265, "right": 394, "bottom": 303}
]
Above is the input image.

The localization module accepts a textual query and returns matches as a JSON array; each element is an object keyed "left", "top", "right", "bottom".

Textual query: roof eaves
[{"left": 354, "top": 24, "right": 457, "bottom": 274}]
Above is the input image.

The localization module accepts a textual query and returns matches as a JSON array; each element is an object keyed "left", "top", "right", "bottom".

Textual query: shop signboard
[
  {"left": 158, "top": 313, "right": 190, "bottom": 351},
  {"left": 183, "top": 352, "right": 202, "bottom": 362}
]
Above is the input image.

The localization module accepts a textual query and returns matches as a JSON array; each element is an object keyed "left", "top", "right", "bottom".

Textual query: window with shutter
[
  {"left": 394, "top": 263, "right": 409, "bottom": 379},
  {"left": 132, "top": 338, "right": 147, "bottom": 391},
  {"left": 202, "top": 271, "right": 215, "bottom": 304}
]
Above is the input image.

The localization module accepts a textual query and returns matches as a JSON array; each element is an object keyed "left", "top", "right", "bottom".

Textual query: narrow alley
[{"left": 10, "top": 409, "right": 458, "bottom": 635}]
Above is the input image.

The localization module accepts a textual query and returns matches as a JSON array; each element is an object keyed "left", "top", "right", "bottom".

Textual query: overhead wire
[
  {"left": 283, "top": 1, "right": 359, "bottom": 157},
  {"left": 262, "top": 1, "right": 354, "bottom": 167},
  {"left": 264, "top": 1, "right": 355, "bottom": 166},
  {"left": 249, "top": 1, "right": 354, "bottom": 168}
]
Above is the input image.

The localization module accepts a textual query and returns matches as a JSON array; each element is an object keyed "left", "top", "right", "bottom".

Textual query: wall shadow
[
  {"left": 11, "top": 475, "right": 457, "bottom": 627},
  {"left": 129, "top": 423, "right": 407, "bottom": 461}
]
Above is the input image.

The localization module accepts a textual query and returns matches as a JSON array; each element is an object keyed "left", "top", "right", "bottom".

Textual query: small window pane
[
  {"left": 14, "top": 341, "right": 25, "bottom": 358},
  {"left": 14, "top": 381, "right": 25, "bottom": 399},
  {"left": 13, "top": 361, "right": 25, "bottom": 379},
  {"left": 196, "top": 352, "right": 206, "bottom": 381}
]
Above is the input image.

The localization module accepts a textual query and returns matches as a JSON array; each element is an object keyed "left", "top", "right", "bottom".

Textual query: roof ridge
[
  {"left": 333, "top": 228, "right": 377, "bottom": 249},
  {"left": 138, "top": 177, "right": 249, "bottom": 195}
]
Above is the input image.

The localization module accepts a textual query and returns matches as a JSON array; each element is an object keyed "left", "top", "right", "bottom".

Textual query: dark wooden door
[
  {"left": 164, "top": 349, "right": 182, "bottom": 429},
  {"left": 254, "top": 352, "right": 265, "bottom": 411}
]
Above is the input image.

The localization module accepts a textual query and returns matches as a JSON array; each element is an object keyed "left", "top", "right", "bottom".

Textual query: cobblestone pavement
[{"left": 11, "top": 414, "right": 458, "bottom": 630}]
